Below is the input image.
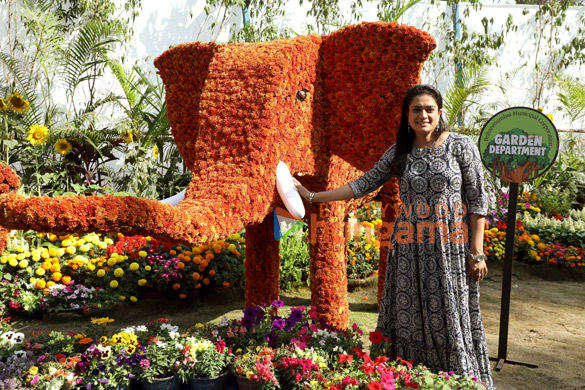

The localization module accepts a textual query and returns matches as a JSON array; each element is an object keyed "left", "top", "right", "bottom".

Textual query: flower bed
[
  {"left": 0, "top": 302, "right": 488, "bottom": 389},
  {"left": 485, "top": 190, "right": 585, "bottom": 268},
  {"left": 0, "top": 231, "right": 246, "bottom": 315}
]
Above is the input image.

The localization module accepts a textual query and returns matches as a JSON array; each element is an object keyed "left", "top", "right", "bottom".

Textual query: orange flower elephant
[{"left": 0, "top": 22, "right": 435, "bottom": 329}]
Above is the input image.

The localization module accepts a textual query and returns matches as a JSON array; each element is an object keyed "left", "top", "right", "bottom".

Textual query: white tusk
[{"left": 159, "top": 189, "right": 186, "bottom": 206}]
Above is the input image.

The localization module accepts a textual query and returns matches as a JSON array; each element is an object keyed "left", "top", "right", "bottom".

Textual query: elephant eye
[{"left": 296, "top": 88, "right": 309, "bottom": 102}]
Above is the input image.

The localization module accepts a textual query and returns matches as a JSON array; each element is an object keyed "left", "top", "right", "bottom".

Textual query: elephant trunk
[{"left": 0, "top": 164, "right": 274, "bottom": 246}]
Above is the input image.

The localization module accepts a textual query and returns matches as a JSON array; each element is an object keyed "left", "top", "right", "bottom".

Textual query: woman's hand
[
  {"left": 293, "top": 178, "right": 311, "bottom": 202},
  {"left": 467, "top": 257, "right": 488, "bottom": 282}
]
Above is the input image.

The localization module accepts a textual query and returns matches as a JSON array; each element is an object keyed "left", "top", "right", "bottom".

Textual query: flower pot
[
  {"left": 188, "top": 372, "right": 235, "bottom": 390},
  {"left": 235, "top": 375, "right": 259, "bottom": 390},
  {"left": 140, "top": 376, "right": 181, "bottom": 390}
]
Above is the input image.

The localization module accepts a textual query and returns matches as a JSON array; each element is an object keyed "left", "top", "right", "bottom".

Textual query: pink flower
[{"left": 352, "top": 323, "right": 363, "bottom": 335}]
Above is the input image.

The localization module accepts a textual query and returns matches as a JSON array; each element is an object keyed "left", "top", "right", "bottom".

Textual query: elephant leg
[
  {"left": 309, "top": 202, "right": 348, "bottom": 329},
  {"left": 244, "top": 213, "right": 280, "bottom": 308}
]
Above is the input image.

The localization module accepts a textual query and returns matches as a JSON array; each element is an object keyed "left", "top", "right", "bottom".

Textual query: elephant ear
[
  {"left": 154, "top": 42, "right": 219, "bottom": 171},
  {"left": 320, "top": 22, "right": 436, "bottom": 172}
]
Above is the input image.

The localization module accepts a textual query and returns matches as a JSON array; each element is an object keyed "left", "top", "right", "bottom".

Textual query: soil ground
[{"left": 14, "top": 259, "right": 585, "bottom": 390}]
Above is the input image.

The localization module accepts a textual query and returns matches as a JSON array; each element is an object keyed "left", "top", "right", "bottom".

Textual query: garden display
[
  {"left": 0, "top": 21, "right": 437, "bottom": 329},
  {"left": 0, "top": 302, "right": 489, "bottom": 390}
]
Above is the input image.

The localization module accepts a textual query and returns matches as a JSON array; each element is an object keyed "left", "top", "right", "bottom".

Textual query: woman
[{"left": 294, "top": 84, "right": 495, "bottom": 389}]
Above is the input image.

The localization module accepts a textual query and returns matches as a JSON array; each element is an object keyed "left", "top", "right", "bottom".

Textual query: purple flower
[
  {"left": 243, "top": 307, "right": 256, "bottom": 320},
  {"left": 272, "top": 299, "right": 284, "bottom": 308},
  {"left": 289, "top": 309, "right": 303, "bottom": 323},
  {"left": 98, "top": 378, "right": 109, "bottom": 384},
  {"left": 272, "top": 318, "right": 285, "bottom": 330},
  {"left": 266, "top": 331, "right": 277, "bottom": 346}
]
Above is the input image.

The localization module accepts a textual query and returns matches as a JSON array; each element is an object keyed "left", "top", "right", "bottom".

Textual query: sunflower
[
  {"left": 123, "top": 130, "right": 133, "bottom": 143},
  {"left": 7, "top": 91, "right": 30, "bottom": 113},
  {"left": 152, "top": 144, "right": 159, "bottom": 159},
  {"left": 0, "top": 98, "right": 7, "bottom": 112},
  {"left": 54, "top": 138, "right": 73, "bottom": 155},
  {"left": 26, "top": 124, "right": 49, "bottom": 145}
]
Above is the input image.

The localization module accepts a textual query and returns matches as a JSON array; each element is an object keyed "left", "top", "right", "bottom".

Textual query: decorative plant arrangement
[{"left": 0, "top": 302, "right": 488, "bottom": 390}]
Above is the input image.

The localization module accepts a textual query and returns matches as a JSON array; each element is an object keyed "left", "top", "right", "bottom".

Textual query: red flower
[
  {"left": 339, "top": 354, "right": 353, "bottom": 364},
  {"left": 368, "top": 382, "right": 384, "bottom": 390},
  {"left": 369, "top": 331, "right": 383, "bottom": 344}
]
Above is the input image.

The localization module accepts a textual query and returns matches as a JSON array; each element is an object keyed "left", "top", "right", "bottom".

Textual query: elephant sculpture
[{"left": 0, "top": 22, "right": 435, "bottom": 328}]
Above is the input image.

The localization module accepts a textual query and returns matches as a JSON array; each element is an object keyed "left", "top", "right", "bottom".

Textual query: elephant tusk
[{"left": 159, "top": 189, "right": 186, "bottom": 206}]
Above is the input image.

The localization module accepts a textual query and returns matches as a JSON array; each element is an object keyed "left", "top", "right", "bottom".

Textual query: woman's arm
[
  {"left": 294, "top": 180, "right": 355, "bottom": 203},
  {"left": 470, "top": 213, "right": 486, "bottom": 255}
]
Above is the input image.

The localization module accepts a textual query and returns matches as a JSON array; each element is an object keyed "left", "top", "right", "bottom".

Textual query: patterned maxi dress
[{"left": 349, "top": 133, "right": 495, "bottom": 389}]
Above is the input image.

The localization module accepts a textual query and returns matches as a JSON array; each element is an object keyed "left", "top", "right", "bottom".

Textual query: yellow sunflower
[
  {"left": 27, "top": 124, "right": 49, "bottom": 145},
  {"left": 7, "top": 91, "right": 30, "bottom": 113},
  {"left": 54, "top": 138, "right": 73, "bottom": 155},
  {"left": 153, "top": 144, "right": 159, "bottom": 159},
  {"left": 0, "top": 98, "right": 7, "bottom": 112},
  {"left": 123, "top": 131, "right": 133, "bottom": 143}
]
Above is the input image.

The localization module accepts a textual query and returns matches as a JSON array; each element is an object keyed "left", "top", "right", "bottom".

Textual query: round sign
[{"left": 478, "top": 107, "right": 559, "bottom": 183}]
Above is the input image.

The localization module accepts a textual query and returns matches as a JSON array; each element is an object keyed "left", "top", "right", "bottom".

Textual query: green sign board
[{"left": 479, "top": 107, "right": 559, "bottom": 183}]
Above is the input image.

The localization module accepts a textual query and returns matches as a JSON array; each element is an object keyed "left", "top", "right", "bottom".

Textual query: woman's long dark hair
[{"left": 389, "top": 84, "right": 446, "bottom": 177}]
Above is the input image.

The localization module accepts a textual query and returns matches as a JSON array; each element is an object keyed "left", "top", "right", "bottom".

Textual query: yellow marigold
[
  {"left": 138, "top": 279, "right": 147, "bottom": 286},
  {"left": 129, "top": 262, "right": 139, "bottom": 271},
  {"left": 119, "top": 295, "right": 126, "bottom": 301},
  {"left": 96, "top": 269, "right": 106, "bottom": 277},
  {"left": 110, "top": 280, "right": 119, "bottom": 288},
  {"left": 91, "top": 317, "right": 115, "bottom": 325},
  {"left": 7, "top": 91, "right": 30, "bottom": 113},
  {"left": 130, "top": 296, "right": 138, "bottom": 303},
  {"left": 145, "top": 265, "right": 151, "bottom": 271},
  {"left": 28, "top": 366, "right": 38, "bottom": 375},
  {"left": 27, "top": 124, "right": 49, "bottom": 145},
  {"left": 35, "top": 268, "right": 45, "bottom": 276},
  {"left": 52, "top": 272, "right": 62, "bottom": 282},
  {"left": 66, "top": 246, "right": 76, "bottom": 255},
  {"left": 54, "top": 139, "right": 73, "bottom": 155},
  {"left": 114, "top": 268, "right": 124, "bottom": 278},
  {"left": 18, "top": 260, "right": 28, "bottom": 269},
  {"left": 35, "top": 279, "right": 46, "bottom": 289}
]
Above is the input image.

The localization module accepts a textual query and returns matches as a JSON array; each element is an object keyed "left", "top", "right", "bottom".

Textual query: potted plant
[
  {"left": 232, "top": 346, "right": 279, "bottom": 390},
  {"left": 137, "top": 339, "right": 183, "bottom": 390},
  {"left": 177, "top": 336, "right": 234, "bottom": 390}
]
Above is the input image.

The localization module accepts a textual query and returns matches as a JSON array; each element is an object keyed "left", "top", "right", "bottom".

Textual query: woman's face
[{"left": 408, "top": 93, "right": 442, "bottom": 136}]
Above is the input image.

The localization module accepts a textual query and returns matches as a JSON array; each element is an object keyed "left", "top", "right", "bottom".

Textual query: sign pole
[
  {"left": 489, "top": 183, "right": 538, "bottom": 370},
  {"left": 479, "top": 107, "right": 558, "bottom": 372}
]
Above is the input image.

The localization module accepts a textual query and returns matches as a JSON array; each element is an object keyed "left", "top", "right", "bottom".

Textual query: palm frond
[
  {"left": 443, "top": 63, "right": 491, "bottom": 127},
  {"left": 61, "top": 19, "right": 125, "bottom": 105},
  {"left": 555, "top": 74, "right": 585, "bottom": 125}
]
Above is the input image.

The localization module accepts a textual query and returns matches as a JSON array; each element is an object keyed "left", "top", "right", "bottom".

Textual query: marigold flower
[
  {"left": 91, "top": 317, "right": 114, "bottom": 325},
  {"left": 138, "top": 279, "right": 147, "bottom": 286},
  {"left": 114, "top": 268, "right": 124, "bottom": 278},
  {"left": 172, "top": 283, "right": 181, "bottom": 290},
  {"left": 130, "top": 296, "right": 138, "bottom": 303},
  {"left": 27, "top": 124, "right": 49, "bottom": 145},
  {"left": 130, "top": 262, "right": 139, "bottom": 271},
  {"left": 97, "top": 269, "right": 106, "bottom": 278},
  {"left": 110, "top": 280, "right": 119, "bottom": 288}
]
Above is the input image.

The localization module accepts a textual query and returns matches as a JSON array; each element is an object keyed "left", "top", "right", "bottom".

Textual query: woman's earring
[{"left": 407, "top": 124, "right": 411, "bottom": 133}]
